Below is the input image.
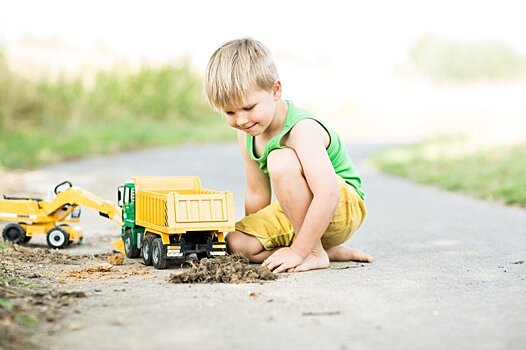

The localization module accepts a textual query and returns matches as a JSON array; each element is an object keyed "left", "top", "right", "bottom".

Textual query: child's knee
[
  {"left": 226, "top": 231, "right": 263, "bottom": 255},
  {"left": 226, "top": 231, "right": 242, "bottom": 253},
  {"left": 267, "top": 149, "right": 303, "bottom": 179}
]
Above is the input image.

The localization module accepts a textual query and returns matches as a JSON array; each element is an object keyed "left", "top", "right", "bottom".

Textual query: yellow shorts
[{"left": 235, "top": 176, "right": 367, "bottom": 250}]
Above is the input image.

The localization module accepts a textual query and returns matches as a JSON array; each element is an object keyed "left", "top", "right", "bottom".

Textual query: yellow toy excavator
[{"left": 0, "top": 181, "right": 122, "bottom": 249}]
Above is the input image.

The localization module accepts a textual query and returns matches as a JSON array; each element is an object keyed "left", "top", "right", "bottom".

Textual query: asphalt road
[{"left": 15, "top": 143, "right": 526, "bottom": 350}]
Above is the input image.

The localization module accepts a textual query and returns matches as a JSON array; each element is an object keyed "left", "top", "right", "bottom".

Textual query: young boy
[{"left": 204, "top": 38, "right": 372, "bottom": 273}]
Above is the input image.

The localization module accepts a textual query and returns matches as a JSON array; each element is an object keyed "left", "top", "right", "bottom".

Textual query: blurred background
[{"left": 1, "top": 0, "right": 525, "bottom": 203}]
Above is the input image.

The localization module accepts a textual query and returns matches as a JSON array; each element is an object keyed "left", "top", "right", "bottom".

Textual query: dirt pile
[
  {"left": 1, "top": 243, "right": 111, "bottom": 265},
  {"left": 168, "top": 255, "right": 277, "bottom": 284}
]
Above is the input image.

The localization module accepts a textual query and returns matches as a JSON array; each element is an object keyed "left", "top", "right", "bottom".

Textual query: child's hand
[{"left": 262, "top": 247, "right": 305, "bottom": 273}]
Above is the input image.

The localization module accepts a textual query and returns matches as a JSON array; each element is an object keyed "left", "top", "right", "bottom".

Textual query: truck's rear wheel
[
  {"left": 46, "top": 226, "right": 69, "bottom": 249},
  {"left": 2, "top": 223, "right": 27, "bottom": 244},
  {"left": 141, "top": 235, "right": 155, "bottom": 266},
  {"left": 152, "top": 238, "right": 168, "bottom": 269},
  {"left": 124, "top": 229, "right": 140, "bottom": 258}
]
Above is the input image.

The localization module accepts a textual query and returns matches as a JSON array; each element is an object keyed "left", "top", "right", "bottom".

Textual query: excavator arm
[{"left": 43, "top": 187, "right": 122, "bottom": 226}]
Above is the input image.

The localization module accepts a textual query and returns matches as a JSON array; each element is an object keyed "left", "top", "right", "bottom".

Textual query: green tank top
[{"left": 246, "top": 100, "right": 365, "bottom": 199}]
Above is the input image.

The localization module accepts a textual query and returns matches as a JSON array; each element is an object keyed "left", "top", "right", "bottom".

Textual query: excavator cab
[{"left": 70, "top": 206, "right": 81, "bottom": 219}]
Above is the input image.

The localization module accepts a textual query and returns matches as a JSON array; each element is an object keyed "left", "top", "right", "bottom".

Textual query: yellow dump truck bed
[{"left": 133, "top": 176, "right": 235, "bottom": 235}]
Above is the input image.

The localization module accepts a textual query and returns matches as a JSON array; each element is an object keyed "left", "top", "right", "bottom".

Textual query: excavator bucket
[{"left": 111, "top": 239, "right": 125, "bottom": 254}]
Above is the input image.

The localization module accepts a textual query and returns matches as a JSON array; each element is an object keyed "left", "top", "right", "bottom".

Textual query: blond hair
[{"left": 204, "top": 37, "right": 279, "bottom": 112}]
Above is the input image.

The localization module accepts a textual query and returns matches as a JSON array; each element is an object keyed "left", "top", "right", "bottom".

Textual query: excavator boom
[{"left": 43, "top": 187, "right": 122, "bottom": 226}]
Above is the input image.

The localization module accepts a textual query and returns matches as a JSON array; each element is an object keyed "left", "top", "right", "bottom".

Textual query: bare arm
[
  {"left": 286, "top": 120, "right": 340, "bottom": 257},
  {"left": 237, "top": 130, "right": 271, "bottom": 216}
]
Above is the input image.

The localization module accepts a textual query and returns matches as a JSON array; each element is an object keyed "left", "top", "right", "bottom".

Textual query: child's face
[{"left": 223, "top": 82, "right": 281, "bottom": 136}]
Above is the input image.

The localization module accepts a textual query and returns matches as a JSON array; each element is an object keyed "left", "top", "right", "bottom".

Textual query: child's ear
[{"left": 272, "top": 80, "right": 282, "bottom": 100}]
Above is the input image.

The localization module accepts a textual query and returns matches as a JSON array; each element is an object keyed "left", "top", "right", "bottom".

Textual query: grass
[
  {"left": 0, "top": 51, "right": 234, "bottom": 170},
  {"left": 0, "top": 297, "right": 12, "bottom": 311},
  {"left": 0, "top": 266, "right": 37, "bottom": 289},
  {"left": 0, "top": 264, "right": 40, "bottom": 350},
  {"left": 406, "top": 35, "right": 526, "bottom": 82},
  {"left": 0, "top": 118, "right": 233, "bottom": 169},
  {"left": 371, "top": 139, "right": 526, "bottom": 206}
]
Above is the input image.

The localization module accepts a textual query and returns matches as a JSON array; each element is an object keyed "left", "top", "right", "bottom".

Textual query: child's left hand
[{"left": 262, "top": 247, "right": 304, "bottom": 273}]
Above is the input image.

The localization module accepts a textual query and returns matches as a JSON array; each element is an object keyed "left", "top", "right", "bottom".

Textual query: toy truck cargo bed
[{"left": 133, "top": 176, "right": 234, "bottom": 233}]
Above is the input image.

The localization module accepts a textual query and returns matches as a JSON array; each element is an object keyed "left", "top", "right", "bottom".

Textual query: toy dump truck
[
  {"left": 117, "top": 176, "right": 235, "bottom": 269},
  {"left": 0, "top": 181, "right": 122, "bottom": 248}
]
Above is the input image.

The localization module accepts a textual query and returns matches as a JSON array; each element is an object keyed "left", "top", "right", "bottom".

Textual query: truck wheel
[
  {"left": 152, "top": 238, "right": 168, "bottom": 269},
  {"left": 46, "top": 226, "right": 70, "bottom": 249},
  {"left": 124, "top": 229, "right": 140, "bottom": 258},
  {"left": 141, "top": 235, "right": 155, "bottom": 266},
  {"left": 2, "top": 223, "right": 27, "bottom": 244}
]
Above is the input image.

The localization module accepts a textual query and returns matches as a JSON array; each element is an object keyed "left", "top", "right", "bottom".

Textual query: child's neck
[{"left": 262, "top": 99, "right": 288, "bottom": 139}]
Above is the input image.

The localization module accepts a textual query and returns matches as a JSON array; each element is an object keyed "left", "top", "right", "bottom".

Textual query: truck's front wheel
[
  {"left": 124, "top": 229, "right": 140, "bottom": 258},
  {"left": 152, "top": 238, "right": 168, "bottom": 269}
]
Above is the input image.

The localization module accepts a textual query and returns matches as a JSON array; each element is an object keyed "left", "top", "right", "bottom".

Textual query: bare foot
[
  {"left": 325, "top": 245, "right": 373, "bottom": 263},
  {"left": 293, "top": 243, "right": 330, "bottom": 272}
]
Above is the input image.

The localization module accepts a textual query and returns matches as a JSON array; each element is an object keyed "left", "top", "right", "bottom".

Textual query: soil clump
[{"left": 168, "top": 255, "right": 277, "bottom": 284}]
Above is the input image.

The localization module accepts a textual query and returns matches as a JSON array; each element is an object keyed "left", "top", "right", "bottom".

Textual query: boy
[{"left": 204, "top": 38, "right": 372, "bottom": 273}]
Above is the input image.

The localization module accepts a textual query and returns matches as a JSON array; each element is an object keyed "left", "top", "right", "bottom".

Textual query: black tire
[
  {"left": 124, "top": 229, "right": 140, "bottom": 258},
  {"left": 2, "top": 223, "right": 26, "bottom": 244},
  {"left": 78, "top": 236, "right": 84, "bottom": 245},
  {"left": 46, "top": 226, "right": 70, "bottom": 249},
  {"left": 141, "top": 235, "right": 155, "bottom": 266},
  {"left": 151, "top": 238, "right": 168, "bottom": 269}
]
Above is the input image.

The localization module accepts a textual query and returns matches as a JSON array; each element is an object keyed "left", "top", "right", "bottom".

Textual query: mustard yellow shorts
[{"left": 235, "top": 176, "right": 367, "bottom": 250}]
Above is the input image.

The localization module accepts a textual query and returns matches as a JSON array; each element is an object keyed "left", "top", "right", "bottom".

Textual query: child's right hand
[{"left": 262, "top": 247, "right": 304, "bottom": 273}]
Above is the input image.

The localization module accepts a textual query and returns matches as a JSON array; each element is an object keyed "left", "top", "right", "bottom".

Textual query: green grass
[
  {"left": 371, "top": 139, "right": 526, "bottom": 206},
  {"left": 16, "top": 313, "right": 39, "bottom": 326},
  {"left": 0, "top": 52, "right": 234, "bottom": 170},
  {"left": 0, "top": 297, "right": 13, "bottom": 311},
  {"left": 0, "top": 118, "right": 233, "bottom": 169},
  {"left": 406, "top": 35, "right": 526, "bottom": 82},
  {"left": 0, "top": 266, "right": 38, "bottom": 289}
]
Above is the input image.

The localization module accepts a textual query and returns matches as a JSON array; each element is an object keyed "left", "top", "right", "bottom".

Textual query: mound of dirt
[
  {"left": 0, "top": 243, "right": 110, "bottom": 265},
  {"left": 168, "top": 255, "right": 277, "bottom": 284}
]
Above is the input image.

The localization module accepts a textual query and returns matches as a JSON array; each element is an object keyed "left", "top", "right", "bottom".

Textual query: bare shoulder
[{"left": 284, "top": 119, "right": 329, "bottom": 150}]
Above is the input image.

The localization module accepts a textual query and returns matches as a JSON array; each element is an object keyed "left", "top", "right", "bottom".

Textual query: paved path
[{"left": 16, "top": 144, "right": 526, "bottom": 350}]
